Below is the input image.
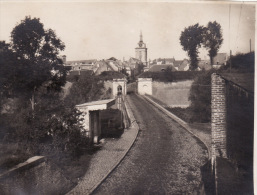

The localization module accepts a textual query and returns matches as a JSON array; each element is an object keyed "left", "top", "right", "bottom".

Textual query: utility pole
[
  {"left": 250, "top": 39, "right": 251, "bottom": 53},
  {"left": 230, "top": 50, "right": 232, "bottom": 73}
]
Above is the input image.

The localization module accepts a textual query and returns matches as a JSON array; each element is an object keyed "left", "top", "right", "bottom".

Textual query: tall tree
[
  {"left": 180, "top": 24, "right": 205, "bottom": 70},
  {"left": 10, "top": 16, "right": 66, "bottom": 111},
  {"left": 0, "top": 41, "right": 17, "bottom": 97},
  {"left": 204, "top": 21, "right": 223, "bottom": 65}
]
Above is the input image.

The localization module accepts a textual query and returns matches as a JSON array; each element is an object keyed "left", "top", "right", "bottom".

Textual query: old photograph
[{"left": 0, "top": 1, "right": 255, "bottom": 194}]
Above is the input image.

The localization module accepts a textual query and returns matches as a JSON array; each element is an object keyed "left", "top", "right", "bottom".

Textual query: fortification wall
[
  {"left": 152, "top": 80, "right": 193, "bottom": 108},
  {"left": 0, "top": 156, "right": 73, "bottom": 194}
]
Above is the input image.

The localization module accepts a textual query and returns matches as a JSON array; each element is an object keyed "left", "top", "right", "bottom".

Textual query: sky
[{"left": 0, "top": 1, "right": 255, "bottom": 61}]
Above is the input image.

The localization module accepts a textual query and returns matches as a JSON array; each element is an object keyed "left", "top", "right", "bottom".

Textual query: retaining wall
[
  {"left": 0, "top": 156, "right": 73, "bottom": 194},
  {"left": 152, "top": 80, "right": 193, "bottom": 108}
]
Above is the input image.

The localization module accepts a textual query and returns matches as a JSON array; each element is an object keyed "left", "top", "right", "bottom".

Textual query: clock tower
[{"left": 135, "top": 31, "right": 147, "bottom": 66}]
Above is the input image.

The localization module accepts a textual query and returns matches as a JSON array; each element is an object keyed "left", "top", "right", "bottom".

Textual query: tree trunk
[
  {"left": 30, "top": 93, "right": 35, "bottom": 111},
  {"left": 30, "top": 87, "right": 36, "bottom": 117},
  {"left": 210, "top": 56, "right": 214, "bottom": 66}
]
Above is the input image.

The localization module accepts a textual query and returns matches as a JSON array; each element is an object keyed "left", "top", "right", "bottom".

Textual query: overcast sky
[{"left": 0, "top": 1, "right": 255, "bottom": 61}]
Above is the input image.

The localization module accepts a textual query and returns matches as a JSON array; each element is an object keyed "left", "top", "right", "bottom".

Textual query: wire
[
  {"left": 235, "top": 3, "right": 243, "bottom": 51},
  {"left": 229, "top": 4, "right": 231, "bottom": 52}
]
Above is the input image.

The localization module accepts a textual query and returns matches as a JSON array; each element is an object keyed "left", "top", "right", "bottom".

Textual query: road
[{"left": 93, "top": 93, "right": 208, "bottom": 194}]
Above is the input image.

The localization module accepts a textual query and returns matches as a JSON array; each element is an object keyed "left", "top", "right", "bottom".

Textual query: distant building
[
  {"left": 135, "top": 32, "right": 148, "bottom": 66},
  {"left": 198, "top": 59, "right": 212, "bottom": 71},
  {"left": 213, "top": 53, "right": 228, "bottom": 69},
  {"left": 94, "top": 60, "right": 112, "bottom": 75},
  {"left": 66, "top": 59, "right": 97, "bottom": 71},
  {"left": 173, "top": 59, "right": 190, "bottom": 71},
  {"left": 151, "top": 58, "right": 175, "bottom": 65},
  {"left": 148, "top": 64, "right": 176, "bottom": 72}
]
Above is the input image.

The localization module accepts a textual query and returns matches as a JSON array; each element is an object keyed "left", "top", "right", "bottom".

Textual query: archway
[{"left": 117, "top": 85, "right": 122, "bottom": 95}]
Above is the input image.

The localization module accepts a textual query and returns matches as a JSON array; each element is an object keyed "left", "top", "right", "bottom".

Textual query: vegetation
[
  {"left": 188, "top": 70, "right": 215, "bottom": 123},
  {"left": 180, "top": 21, "right": 223, "bottom": 69},
  {"left": 138, "top": 71, "right": 202, "bottom": 82},
  {"left": 180, "top": 24, "right": 205, "bottom": 70},
  {"left": 203, "top": 21, "right": 223, "bottom": 65},
  {"left": 0, "top": 16, "right": 104, "bottom": 177},
  {"left": 98, "top": 71, "right": 126, "bottom": 81},
  {"left": 65, "top": 72, "right": 106, "bottom": 107},
  {"left": 221, "top": 51, "right": 254, "bottom": 72},
  {"left": 186, "top": 51, "right": 254, "bottom": 123},
  {"left": 8, "top": 16, "right": 66, "bottom": 111}
]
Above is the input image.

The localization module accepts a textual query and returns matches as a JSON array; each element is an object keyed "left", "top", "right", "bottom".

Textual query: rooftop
[
  {"left": 66, "top": 59, "right": 97, "bottom": 65},
  {"left": 76, "top": 99, "right": 115, "bottom": 111},
  {"left": 149, "top": 64, "right": 176, "bottom": 72}
]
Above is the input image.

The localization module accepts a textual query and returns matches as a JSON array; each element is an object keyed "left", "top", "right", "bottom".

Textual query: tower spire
[{"left": 140, "top": 31, "right": 143, "bottom": 42}]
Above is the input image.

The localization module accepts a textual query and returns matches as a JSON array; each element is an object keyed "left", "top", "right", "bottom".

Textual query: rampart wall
[
  {"left": 152, "top": 80, "right": 193, "bottom": 107},
  {"left": 0, "top": 156, "right": 73, "bottom": 194}
]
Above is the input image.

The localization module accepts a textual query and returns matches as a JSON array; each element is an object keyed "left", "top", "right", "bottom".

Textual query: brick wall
[{"left": 211, "top": 73, "right": 227, "bottom": 161}]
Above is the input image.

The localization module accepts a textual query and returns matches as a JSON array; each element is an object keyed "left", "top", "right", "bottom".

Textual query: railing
[{"left": 116, "top": 95, "right": 130, "bottom": 129}]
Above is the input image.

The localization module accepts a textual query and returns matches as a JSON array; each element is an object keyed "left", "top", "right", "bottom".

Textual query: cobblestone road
[{"left": 93, "top": 93, "right": 208, "bottom": 194}]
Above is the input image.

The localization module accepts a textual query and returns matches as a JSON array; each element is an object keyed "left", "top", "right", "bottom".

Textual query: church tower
[{"left": 135, "top": 31, "right": 148, "bottom": 66}]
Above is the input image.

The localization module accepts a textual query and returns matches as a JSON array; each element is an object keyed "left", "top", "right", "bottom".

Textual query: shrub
[
  {"left": 188, "top": 70, "right": 216, "bottom": 123},
  {"left": 138, "top": 71, "right": 202, "bottom": 82}
]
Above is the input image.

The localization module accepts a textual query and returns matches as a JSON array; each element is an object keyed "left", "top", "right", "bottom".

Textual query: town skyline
[{"left": 0, "top": 1, "right": 255, "bottom": 61}]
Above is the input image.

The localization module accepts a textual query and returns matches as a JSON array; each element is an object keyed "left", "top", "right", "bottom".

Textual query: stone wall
[
  {"left": 0, "top": 156, "right": 73, "bottom": 195},
  {"left": 211, "top": 74, "right": 227, "bottom": 161},
  {"left": 152, "top": 80, "right": 193, "bottom": 107}
]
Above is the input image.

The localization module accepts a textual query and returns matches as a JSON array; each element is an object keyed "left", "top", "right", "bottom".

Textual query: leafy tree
[
  {"left": 9, "top": 93, "right": 87, "bottom": 157},
  {"left": 180, "top": 24, "right": 205, "bottom": 70},
  {"left": 9, "top": 16, "right": 66, "bottom": 111},
  {"left": 136, "top": 62, "right": 145, "bottom": 76},
  {"left": 0, "top": 41, "right": 18, "bottom": 103},
  {"left": 188, "top": 70, "right": 216, "bottom": 122},
  {"left": 120, "top": 68, "right": 129, "bottom": 77},
  {"left": 204, "top": 21, "right": 223, "bottom": 65},
  {"left": 64, "top": 73, "right": 106, "bottom": 107}
]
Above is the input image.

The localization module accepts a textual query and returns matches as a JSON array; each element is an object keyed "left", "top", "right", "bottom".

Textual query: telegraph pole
[
  {"left": 250, "top": 39, "right": 251, "bottom": 53},
  {"left": 230, "top": 50, "right": 232, "bottom": 73}
]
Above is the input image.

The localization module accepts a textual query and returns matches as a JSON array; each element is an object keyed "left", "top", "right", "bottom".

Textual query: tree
[
  {"left": 180, "top": 24, "right": 205, "bottom": 70},
  {"left": 0, "top": 41, "right": 18, "bottom": 100},
  {"left": 204, "top": 21, "right": 223, "bottom": 65},
  {"left": 222, "top": 52, "right": 254, "bottom": 72},
  {"left": 64, "top": 73, "right": 106, "bottom": 107},
  {"left": 188, "top": 70, "right": 216, "bottom": 122},
  {"left": 10, "top": 16, "right": 66, "bottom": 111}
]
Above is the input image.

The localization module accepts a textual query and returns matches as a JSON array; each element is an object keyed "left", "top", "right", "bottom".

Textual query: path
[{"left": 93, "top": 93, "right": 208, "bottom": 194}]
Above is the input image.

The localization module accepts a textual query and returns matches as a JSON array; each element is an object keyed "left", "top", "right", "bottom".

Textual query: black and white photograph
[{"left": 0, "top": 1, "right": 255, "bottom": 194}]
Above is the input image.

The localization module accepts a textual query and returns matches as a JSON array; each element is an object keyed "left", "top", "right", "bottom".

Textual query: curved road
[{"left": 93, "top": 93, "right": 208, "bottom": 194}]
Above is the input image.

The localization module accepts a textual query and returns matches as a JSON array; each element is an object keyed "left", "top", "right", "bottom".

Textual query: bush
[
  {"left": 222, "top": 52, "right": 254, "bottom": 72},
  {"left": 138, "top": 71, "right": 202, "bottom": 82},
  {"left": 188, "top": 70, "right": 216, "bottom": 123},
  {"left": 0, "top": 92, "right": 91, "bottom": 159}
]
